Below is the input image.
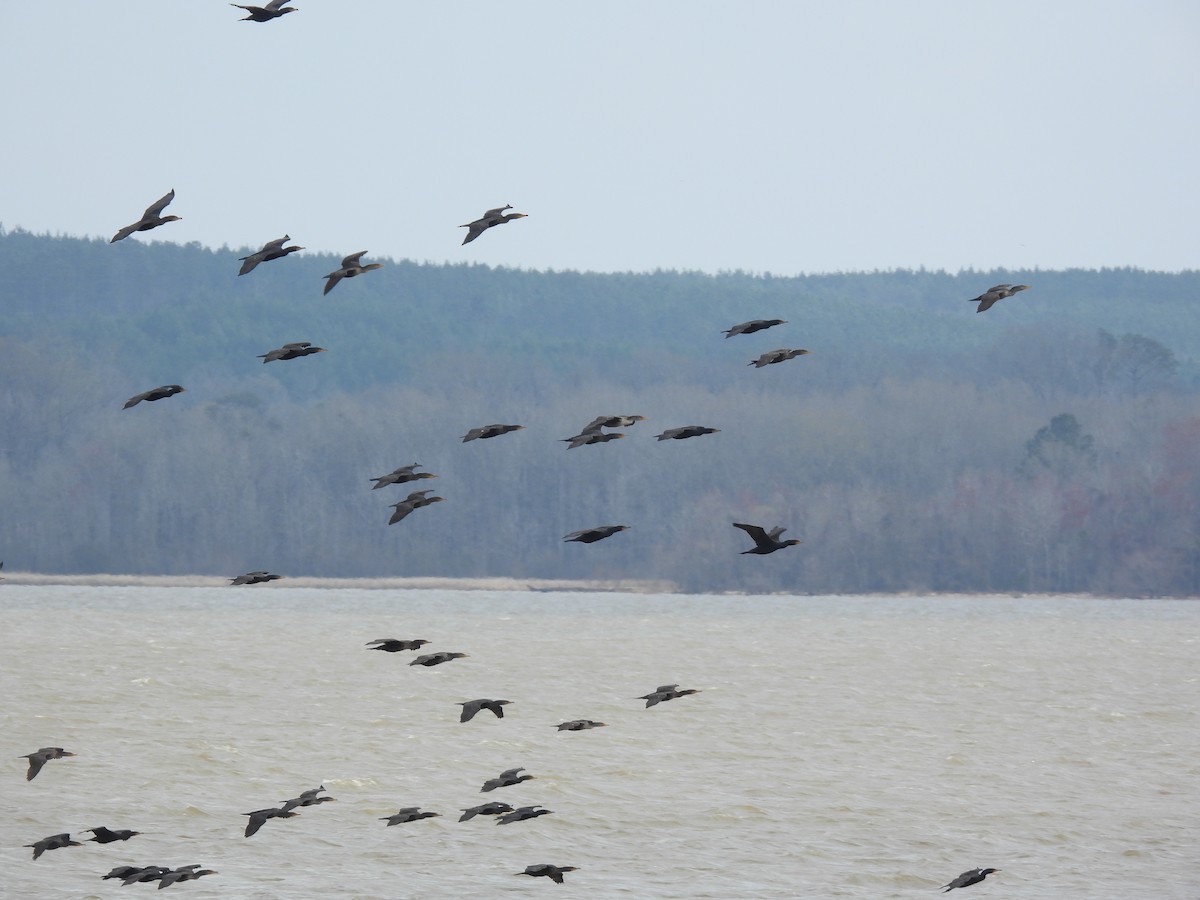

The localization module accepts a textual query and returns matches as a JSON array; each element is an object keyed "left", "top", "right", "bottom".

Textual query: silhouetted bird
[
  {"left": 561, "top": 432, "right": 625, "bottom": 449},
  {"left": 556, "top": 719, "right": 607, "bottom": 731},
  {"left": 21, "top": 746, "right": 75, "bottom": 781},
  {"left": 111, "top": 190, "right": 181, "bottom": 243},
  {"left": 121, "top": 866, "right": 171, "bottom": 884},
  {"left": 25, "top": 833, "right": 81, "bottom": 860},
  {"left": 638, "top": 684, "right": 701, "bottom": 707},
  {"left": 85, "top": 826, "right": 140, "bottom": 844},
  {"left": 281, "top": 785, "right": 334, "bottom": 812},
  {"left": 238, "top": 236, "right": 304, "bottom": 275},
  {"left": 749, "top": 348, "right": 810, "bottom": 367},
  {"left": 517, "top": 864, "right": 578, "bottom": 884},
  {"left": 580, "top": 414, "right": 645, "bottom": 431},
  {"left": 123, "top": 385, "right": 185, "bottom": 408},
  {"left": 458, "top": 802, "right": 514, "bottom": 822},
  {"left": 229, "top": 571, "right": 283, "bottom": 585},
  {"left": 410, "top": 651, "right": 468, "bottom": 667},
  {"left": 733, "top": 522, "right": 802, "bottom": 555},
  {"left": 104, "top": 866, "right": 149, "bottom": 880},
  {"left": 655, "top": 426, "right": 720, "bottom": 441},
  {"left": 459, "top": 699, "right": 511, "bottom": 722},
  {"left": 258, "top": 341, "right": 325, "bottom": 363},
  {"left": 243, "top": 806, "right": 298, "bottom": 838},
  {"left": 481, "top": 767, "right": 534, "bottom": 792},
  {"left": 231, "top": 1, "right": 297, "bottom": 22},
  {"left": 380, "top": 807, "right": 440, "bottom": 826},
  {"left": 970, "top": 283, "right": 1030, "bottom": 313},
  {"left": 369, "top": 465, "right": 435, "bottom": 490},
  {"left": 461, "top": 204, "right": 528, "bottom": 244},
  {"left": 462, "top": 423, "right": 525, "bottom": 442},
  {"left": 388, "top": 491, "right": 444, "bottom": 525},
  {"left": 495, "top": 805, "right": 552, "bottom": 825},
  {"left": 564, "top": 525, "right": 629, "bottom": 544},
  {"left": 159, "top": 866, "right": 217, "bottom": 888},
  {"left": 942, "top": 868, "right": 1000, "bottom": 891},
  {"left": 323, "top": 251, "right": 382, "bottom": 295},
  {"left": 723, "top": 318, "right": 786, "bottom": 338},
  {"left": 366, "top": 638, "right": 430, "bottom": 652}
]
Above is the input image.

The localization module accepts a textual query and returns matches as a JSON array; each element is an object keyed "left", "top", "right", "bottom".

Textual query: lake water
[{"left": 2, "top": 587, "right": 1197, "bottom": 898}]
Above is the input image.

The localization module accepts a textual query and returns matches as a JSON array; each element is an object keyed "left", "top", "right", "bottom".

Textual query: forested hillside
[{"left": 2, "top": 228, "right": 1197, "bottom": 595}]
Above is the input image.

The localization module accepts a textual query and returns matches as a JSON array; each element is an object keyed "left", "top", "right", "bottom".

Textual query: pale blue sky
[{"left": 3, "top": 1, "right": 1196, "bottom": 275}]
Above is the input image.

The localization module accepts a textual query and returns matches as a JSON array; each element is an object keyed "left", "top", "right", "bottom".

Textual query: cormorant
[
  {"left": 123, "top": 385, "right": 185, "bottom": 408},
  {"left": 580, "top": 414, "right": 645, "bottom": 431},
  {"left": 104, "top": 866, "right": 150, "bottom": 880},
  {"left": 517, "top": 864, "right": 578, "bottom": 884},
  {"left": 366, "top": 638, "right": 430, "bottom": 652},
  {"left": 733, "top": 522, "right": 802, "bottom": 555},
  {"left": 942, "top": 868, "right": 1000, "bottom": 891},
  {"left": 749, "top": 348, "right": 810, "bottom": 367},
  {"left": 380, "top": 807, "right": 440, "bottom": 826},
  {"left": 258, "top": 341, "right": 325, "bottom": 363},
  {"left": 238, "top": 236, "right": 304, "bottom": 275},
  {"left": 231, "top": 0, "right": 297, "bottom": 21},
  {"left": 459, "top": 699, "right": 512, "bottom": 722},
  {"left": 458, "top": 802, "right": 514, "bottom": 822},
  {"left": 25, "top": 833, "right": 81, "bottom": 860},
  {"left": 462, "top": 423, "right": 525, "bottom": 442},
  {"left": 323, "top": 251, "right": 382, "bottom": 295},
  {"left": 159, "top": 866, "right": 217, "bottom": 888},
  {"left": 723, "top": 319, "right": 786, "bottom": 338},
  {"left": 280, "top": 785, "right": 334, "bottom": 812},
  {"left": 461, "top": 205, "right": 528, "bottom": 245},
  {"left": 495, "top": 805, "right": 552, "bottom": 825},
  {"left": 370, "top": 465, "right": 436, "bottom": 489},
  {"left": 110, "top": 190, "right": 181, "bottom": 243},
  {"left": 970, "top": 283, "right": 1030, "bottom": 313},
  {"left": 556, "top": 719, "right": 607, "bottom": 731},
  {"left": 85, "top": 826, "right": 140, "bottom": 843},
  {"left": 638, "top": 684, "right": 701, "bottom": 707},
  {"left": 655, "top": 426, "right": 720, "bottom": 441},
  {"left": 562, "top": 431, "right": 625, "bottom": 449},
  {"left": 229, "top": 571, "right": 283, "bottom": 585},
  {"left": 409, "top": 651, "right": 468, "bottom": 667},
  {"left": 564, "top": 525, "right": 629, "bottom": 543},
  {"left": 388, "top": 491, "right": 444, "bottom": 525},
  {"left": 243, "top": 806, "right": 298, "bottom": 838},
  {"left": 21, "top": 747, "right": 75, "bottom": 781},
  {"left": 122, "top": 866, "right": 171, "bottom": 884},
  {"left": 481, "top": 767, "right": 534, "bottom": 792}
]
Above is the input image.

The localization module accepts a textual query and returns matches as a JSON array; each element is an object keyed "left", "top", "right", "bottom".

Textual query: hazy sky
[{"left": 3, "top": 2, "right": 1196, "bottom": 275}]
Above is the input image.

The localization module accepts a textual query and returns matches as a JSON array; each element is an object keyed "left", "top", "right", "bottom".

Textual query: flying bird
[
  {"left": 229, "top": 571, "right": 283, "bottom": 585},
  {"left": 749, "top": 348, "right": 810, "bottom": 367},
  {"left": 25, "top": 833, "right": 81, "bottom": 860},
  {"left": 638, "top": 684, "right": 701, "bottom": 707},
  {"left": 242, "top": 806, "right": 298, "bottom": 838},
  {"left": 409, "top": 651, "right": 468, "bottom": 667},
  {"left": 564, "top": 525, "right": 629, "bottom": 544},
  {"left": 723, "top": 318, "right": 787, "bottom": 338},
  {"left": 387, "top": 491, "right": 444, "bottom": 525},
  {"left": 458, "top": 699, "right": 512, "bottom": 723},
  {"left": 942, "top": 868, "right": 1001, "bottom": 891},
  {"left": 561, "top": 431, "right": 625, "bottom": 449},
  {"left": 280, "top": 785, "right": 335, "bottom": 812},
  {"left": 458, "top": 802, "right": 514, "bottom": 822},
  {"left": 258, "top": 342, "right": 325, "bottom": 363},
  {"left": 380, "top": 807, "right": 440, "bottom": 826},
  {"left": 462, "top": 423, "right": 525, "bottom": 442},
  {"left": 970, "top": 283, "right": 1030, "bottom": 313},
  {"left": 159, "top": 866, "right": 218, "bottom": 888},
  {"left": 655, "top": 426, "right": 720, "bottom": 441},
  {"left": 481, "top": 767, "right": 534, "bottom": 792},
  {"left": 460, "top": 204, "right": 528, "bottom": 245},
  {"left": 369, "top": 465, "right": 435, "bottom": 490},
  {"left": 517, "top": 864, "right": 578, "bottom": 884},
  {"left": 84, "top": 826, "right": 140, "bottom": 844},
  {"left": 21, "top": 747, "right": 75, "bottom": 781},
  {"left": 580, "top": 414, "right": 645, "bottom": 431},
  {"left": 556, "top": 719, "right": 607, "bottom": 731},
  {"left": 366, "top": 638, "right": 430, "bottom": 652},
  {"left": 238, "top": 236, "right": 304, "bottom": 275},
  {"left": 495, "top": 805, "right": 552, "bottom": 825},
  {"left": 323, "top": 251, "right": 382, "bottom": 295},
  {"left": 110, "top": 190, "right": 181, "bottom": 243},
  {"left": 733, "top": 522, "right": 802, "bottom": 555},
  {"left": 123, "top": 385, "right": 185, "bottom": 408},
  {"left": 231, "top": 1, "right": 297, "bottom": 21}
]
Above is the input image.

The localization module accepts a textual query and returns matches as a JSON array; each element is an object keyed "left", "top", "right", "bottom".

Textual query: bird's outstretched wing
[{"left": 733, "top": 522, "right": 771, "bottom": 548}]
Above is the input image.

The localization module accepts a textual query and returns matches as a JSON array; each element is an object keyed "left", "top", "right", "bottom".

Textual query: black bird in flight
[
  {"left": 231, "top": 1, "right": 298, "bottom": 22},
  {"left": 25, "top": 833, "right": 81, "bottom": 860},
  {"left": 733, "top": 522, "right": 802, "bottom": 555},
  {"left": 323, "top": 251, "right": 382, "bottom": 295},
  {"left": 229, "top": 571, "right": 283, "bottom": 585},
  {"left": 942, "top": 868, "right": 1000, "bottom": 891},
  {"left": 258, "top": 341, "right": 325, "bottom": 363},
  {"left": 458, "top": 802, "right": 514, "bottom": 822},
  {"left": 243, "top": 806, "right": 298, "bottom": 838},
  {"left": 110, "top": 190, "right": 181, "bottom": 243},
  {"left": 462, "top": 423, "right": 525, "bottom": 442},
  {"left": 21, "top": 747, "right": 75, "bottom": 781},
  {"left": 481, "top": 767, "right": 534, "bottom": 792},
  {"left": 461, "top": 204, "right": 528, "bottom": 245},
  {"left": 517, "top": 864, "right": 578, "bottom": 884},
  {"left": 638, "top": 684, "right": 701, "bottom": 708},
  {"left": 366, "top": 638, "right": 430, "bottom": 652},
  {"left": 495, "top": 805, "right": 552, "bottom": 825},
  {"left": 123, "top": 385, "right": 185, "bottom": 409},
  {"left": 84, "top": 826, "right": 140, "bottom": 844},
  {"left": 238, "top": 236, "right": 304, "bottom": 275},
  {"left": 656, "top": 425, "right": 720, "bottom": 441},
  {"left": 970, "top": 283, "right": 1030, "bottom": 313},
  {"left": 369, "top": 464, "right": 436, "bottom": 490},
  {"left": 564, "top": 525, "right": 629, "bottom": 544},
  {"left": 459, "top": 699, "right": 512, "bottom": 722},
  {"left": 388, "top": 491, "right": 444, "bottom": 525},
  {"left": 749, "top": 348, "right": 810, "bottom": 367},
  {"left": 380, "top": 807, "right": 440, "bottom": 826},
  {"left": 556, "top": 719, "right": 607, "bottom": 731},
  {"left": 409, "top": 651, "right": 468, "bottom": 667},
  {"left": 280, "top": 785, "right": 335, "bottom": 812},
  {"left": 723, "top": 318, "right": 786, "bottom": 338}
]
